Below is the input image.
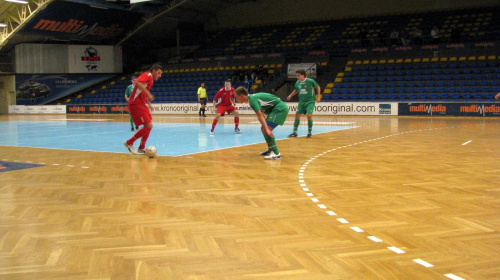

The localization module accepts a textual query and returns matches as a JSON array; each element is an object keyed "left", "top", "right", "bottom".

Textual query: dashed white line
[
  {"left": 413, "top": 259, "right": 434, "bottom": 268},
  {"left": 337, "top": 218, "right": 349, "bottom": 224},
  {"left": 298, "top": 128, "right": 463, "bottom": 277},
  {"left": 461, "top": 140, "right": 472, "bottom": 146},
  {"left": 444, "top": 274, "right": 465, "bottom": 280},
  {"left": 388, "top": 246, "right": 406, "bottom": 254},
  {"left": 368, "top": 236, "right": 383, "bottom": 242},
  {"left": 350, "top": 227, "right": 364, "bottom": 232}
]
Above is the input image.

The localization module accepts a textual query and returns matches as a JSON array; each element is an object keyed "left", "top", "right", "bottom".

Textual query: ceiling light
[
  {"left": 6, "top": 0, "right": 29, "bottom": 4},
  {"left": 0, "top": 23, "right": 7, "bottom": 27}
]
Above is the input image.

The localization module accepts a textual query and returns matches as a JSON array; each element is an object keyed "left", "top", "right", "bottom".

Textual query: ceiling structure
[{"left": 0, "top": 0, "right": 256, "bottom": 58}]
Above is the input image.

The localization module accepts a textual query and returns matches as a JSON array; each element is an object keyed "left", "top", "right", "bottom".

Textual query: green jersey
[
  {"left": 248, "top": 93, "right": 288, "bottom": 114},
  {"left": 294, "top": 78, "right": 319, "bottom": 102},
  {"left": 125, "top": 84, "right": 134, "bottom": 97},
  {"left": 248, "top": 92, "right": 289, "bottom": 126}
]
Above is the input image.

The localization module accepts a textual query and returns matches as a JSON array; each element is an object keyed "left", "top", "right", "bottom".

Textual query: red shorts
[
  {"left": 217, "top": 105, "right": 236, "bottom": 116},
  {"left": 129, "top": 104, "right": 152, "bottom": 126}
]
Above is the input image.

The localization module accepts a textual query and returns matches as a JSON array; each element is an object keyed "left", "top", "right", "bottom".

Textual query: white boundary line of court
[{"left": 296, "top": 127, "right": 467, "bottom": 280}]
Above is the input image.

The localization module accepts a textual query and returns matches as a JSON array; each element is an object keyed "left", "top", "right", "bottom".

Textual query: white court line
[
  {"left": 444, "top": 274, "right": 466, "bottom": 280},
  {"left": 337, "top": 218, "right": 349, "bottom": 224},
  {"left": 461, "top": 140, "right": 472, "bottom": 146},
  {"left": 317, "top": 204, "right": 327, "bottom": 209},
  {"left": 413, "top": 259, "right": 434, "bottom": 268},
  {"left": 387, "top": 247, "right": 406, "bottom": 254},
  {"left": 350, "top": 227, "right": 364, "bottom": 232},
  {"left": 326, "top": 211, "right": 337, "bottom": 216},
  {"left": 368, "top": 236, "right": 383, "bottom": 242}
]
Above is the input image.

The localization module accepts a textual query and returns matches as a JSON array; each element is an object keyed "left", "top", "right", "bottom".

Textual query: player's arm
[
  {"left": 255, "top": 110, "right": 274, "bottom": 137},
  {"left": 316, "top": 85, "right": 321, "bottom": 102},
  {"left": 495, "top": 92, "right": 500, "bottom": 100},
  {"left": 135, "top": 82, "right": 154, "bottom": 102},
  {"left": 147, "top": 100, "right": 154, "bottom": 111},
  {"left": 197, "top": 88, "right": 201, "bottom": 103},
  {"left": 287, "top": 89, "right": 298, "bottom": 101},
  {"left": 124, "top": 87, "right": 130, "bottom": 102}
]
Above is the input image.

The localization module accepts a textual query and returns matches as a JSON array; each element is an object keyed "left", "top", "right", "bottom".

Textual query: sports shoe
[
  {"left": 260, "top": 149, "right": 271, "bottom": 156},
  {"left": 264, "top": 151, "right": 281, "bottom": 160},
  {"left": 235, "top": 128, "right": 241, "bottom": 134},
  {"left": 124, "top": 141, "right": 137, "bottom": 154},
  {"left": 210, "top": 130, "right": 214, "bottom": 135},
  {"left": 307, "top": 133, "right": 312, "bottom": 138},
  {"left": 137, "top": 148, "right": 146, "bottom": 154},
  {"left": 288, "top": 132, "right": 297, "bottom": 138}
]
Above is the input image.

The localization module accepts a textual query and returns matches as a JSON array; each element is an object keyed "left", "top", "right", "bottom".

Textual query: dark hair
[
  {"left": 234, "top": 87, "right": 249, "bottom": 96},
  {"left": 225, "top": 79, "right": 232, "bottom": 83},
  {"left": 131, "top": 76, "right": 137, "bottom": 80},
  {"left": 150, "top": 64, "right": 163, "bottom": 71},
  {"left": 296, "top": 69, "right": 306, "bottom": 76}
]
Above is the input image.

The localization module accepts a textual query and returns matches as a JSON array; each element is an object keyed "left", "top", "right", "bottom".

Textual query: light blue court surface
[{"left": 0, "top": 120, "right": 356, "bottom": 156}]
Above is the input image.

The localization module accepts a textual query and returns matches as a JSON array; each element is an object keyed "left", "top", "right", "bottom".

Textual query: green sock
[
  {"left": 308, "top": 120, "right": 313, "bottom": 134},
  {"left": 129, "top": 116, "right": 134, "bottom": 129},
  {"left": 293, "top": 119, "right": 300, "bottom": 133},
  {"left": 264, "top": 134, "right": 279, "bottom": 154}
]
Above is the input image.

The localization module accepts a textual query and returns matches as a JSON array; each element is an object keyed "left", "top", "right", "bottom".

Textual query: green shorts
[
  {"left": 265, "top": 104, "right": 289, "bottom": 126},
  {"left": 297, "top": 101, "right": 316, "bottom": 115}
]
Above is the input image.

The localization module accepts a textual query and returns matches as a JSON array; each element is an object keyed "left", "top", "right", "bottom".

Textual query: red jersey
[
  {"left": 214, "top": 87, "right": 235, "bottom": 106},
  {"left": 129, "top": 72, "right": 154, "bottom": 105}
]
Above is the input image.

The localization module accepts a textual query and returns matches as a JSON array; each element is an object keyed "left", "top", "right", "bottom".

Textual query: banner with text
[
  {"left": 16, "top": 74, "right": 115, "bottom": 105},
  {"left": 399, "top": 103, "right": 500, "bottom": 117},
  {"left": 63, "top": 102, "right": 398, "bottom": 116},
  {"left": 9, "top": 105, "right": 66, "bottom": 114}
]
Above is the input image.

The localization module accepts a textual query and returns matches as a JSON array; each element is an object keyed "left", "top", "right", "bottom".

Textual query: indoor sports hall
[{"left": 0, "top": 1, "right": 499, "bottom": 280}]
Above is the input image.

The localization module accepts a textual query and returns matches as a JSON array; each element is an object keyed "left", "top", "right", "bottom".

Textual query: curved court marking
[{"left": 297, "top": 127, "right": 466, "bottom": 280}]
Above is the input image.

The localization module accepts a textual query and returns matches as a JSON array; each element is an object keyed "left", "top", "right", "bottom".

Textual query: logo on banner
[
  {"left": 379, "top": 104, "right": 391, "bottom": 114},
  {"left": 82, "top": 47, "right": 100, "bottom": 71}
]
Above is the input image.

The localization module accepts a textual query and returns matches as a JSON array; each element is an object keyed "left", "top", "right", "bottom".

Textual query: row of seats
[{"left": 322, "top": 92, "right": 497, "bottom": 101}]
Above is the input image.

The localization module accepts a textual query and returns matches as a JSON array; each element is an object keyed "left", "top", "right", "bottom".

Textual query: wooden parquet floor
[{"left": 0, "top": 114, "right": 499, "bottom": 280}]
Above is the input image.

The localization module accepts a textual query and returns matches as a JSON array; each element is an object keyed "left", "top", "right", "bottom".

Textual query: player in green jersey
[
  {"left": 286, "top": 69, "right": 321, "bottom": 138},
  {"left": 124, "top": 76, "right": 137, "bottom": 131},
  {"left": 234, "top": 87, "right": 289, "bottom": 160}
]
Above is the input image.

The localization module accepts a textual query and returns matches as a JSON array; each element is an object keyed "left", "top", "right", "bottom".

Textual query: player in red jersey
[
  {"left": 210, "top": 80, "right": 241, "bottom": 135},
  {"left": 124, "top": 64, "right": 163, "bottom": 154}
]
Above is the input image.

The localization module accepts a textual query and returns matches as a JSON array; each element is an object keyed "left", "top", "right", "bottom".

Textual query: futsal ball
[{"left": 145, "top": 146, "right": 157, "bottom": 158}]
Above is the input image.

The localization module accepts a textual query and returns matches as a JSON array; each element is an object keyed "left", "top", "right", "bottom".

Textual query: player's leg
[
  {"left": 290, "top": 103, "right": 304, "bottom": 137},
  {"left": 129, "top": 113, "right": 135, "bottom": 131},
  {"left": 137, "top": 122, "right": 153, "bottom": 153},
  {"left": 211, "top": 111, "right": 222, "bottom": 134},
  {"left": 263, "top": 109, "right": 287, "bottom": 159},
  {"left": 230, "top": 109, "right": 241, "bottom": 133},
  {"left": 306, "top": 102, "right": 315, "bottom": 138},
  {"left": 125, "top": 106, "right": 151, "bottom": 154}
]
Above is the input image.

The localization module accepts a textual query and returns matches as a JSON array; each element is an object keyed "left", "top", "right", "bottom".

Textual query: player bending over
[{"left": 234, "top": 87, "right": 289, "bottom": 160}]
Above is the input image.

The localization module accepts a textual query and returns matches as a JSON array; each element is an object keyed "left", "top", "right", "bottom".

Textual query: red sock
[
  {"left": 127, "top": 127, "right": 147, "bottom": 145},
  {"left": 211, "top": 119, "right": 218, "bottom": 131},
  {"left": 139, "top": 126, "right": 152, "bottom": 149},
  {"left": 235, "top": 117, "right": 239, "bottom": 129}
]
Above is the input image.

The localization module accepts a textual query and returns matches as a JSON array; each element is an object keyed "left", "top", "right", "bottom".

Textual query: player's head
[
  {"left": 150, "top": 64, "right": 163, "bottom": 81},
  {"left": 131, "top": 76, "right": 137, "bottom": 83},
  {"left": 224, "top": 80, "right": 231, "bottom": 90},
  {"left": 234, "top": 87, "right": 249, "bottom": 103},
  {"left": 296, "top": 69, "right": 306, "bottom": 81},
  {"left": 201, "top": 82, "right": 205, "bottom": 87}
]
